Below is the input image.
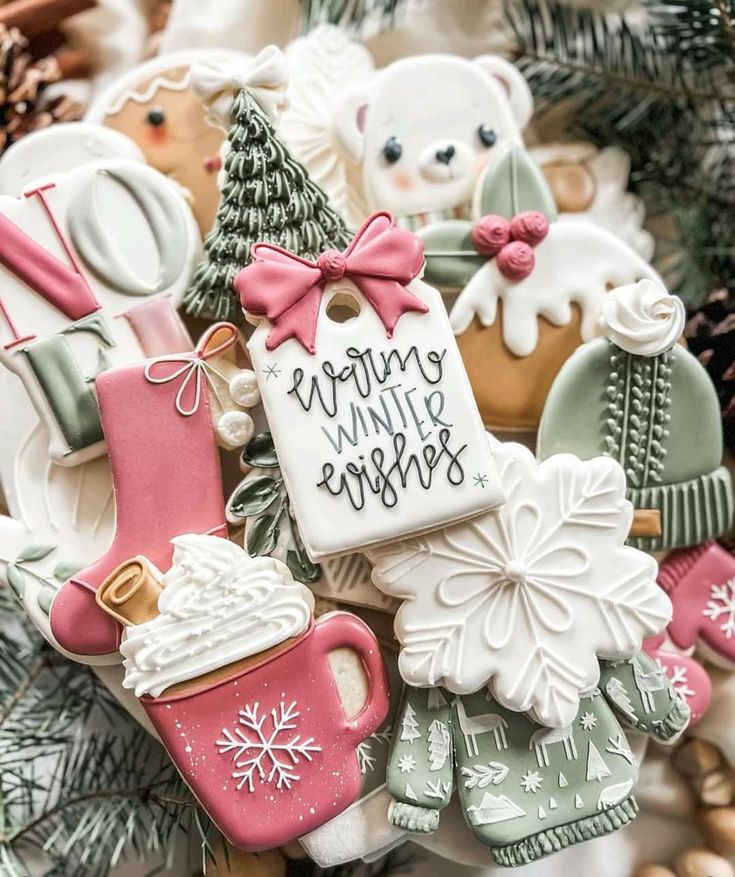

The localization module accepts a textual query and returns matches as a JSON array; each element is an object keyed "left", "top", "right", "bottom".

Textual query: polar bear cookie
[{"left": 332, "top": 54, "right": 533, "bottom": 227}]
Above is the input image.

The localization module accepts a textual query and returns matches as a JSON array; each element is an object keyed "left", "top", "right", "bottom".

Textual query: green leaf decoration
[
  {"left": 53, "top": 560, "right": 86, "bottom": 582},
  {"left": 228, "top": 476, "right": 281, "bottom": 519},
  {"left": 242, "top": 432, "right": 279, "bottom": 469},
  {"left": 418, "top": 221, "right": 485, "bottom": 291},
  {"left": 37, "top": 582, "right": 57, "bottom": 615},
  {"left": 475, "top": 144, "right": 558, "bottom": 221},
  {"left": 286, "top": 546, "right": 322, "bottom": 585},
  {"left": 6, "top": 564, "right": 25, "bottom": 599},
  {"left": 246, "top": 514, "right": 281, "bottom": 556},
  {"left": 16, "top": 543, "right": 56, "bottom": 564}
]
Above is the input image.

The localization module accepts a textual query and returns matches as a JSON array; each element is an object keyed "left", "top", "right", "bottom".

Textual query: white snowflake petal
[
  {"left": 703, "top": 579, "right": 735, "bottom": 640},
  {"left": 368, "top": 443, "right": 671, "bottom": 727}
]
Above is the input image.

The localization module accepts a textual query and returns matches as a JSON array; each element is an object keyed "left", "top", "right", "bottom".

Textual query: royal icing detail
[
  {"left": 239, "top": 214, "right": 502, "bottom": 560},
  {"left": 0, "top": 160, "right": 198, "bottom": 468},
  {"left": 600, "top": 279, "right": 685, "bottom": 357},
  {"left": 118, "top": 535, "right": 314, "bottom": 697},
  {"left": 643, "top": 633, "right": 712, "bottom": 725},
  {"left": 133, "top": 612, "right": 389, "bottom": 850},
  {"left": 330, "top": 54, "right": 532, "bottom": 222},
  {"left": 368, "top": 441, "right": 672, "bottom": 727}
]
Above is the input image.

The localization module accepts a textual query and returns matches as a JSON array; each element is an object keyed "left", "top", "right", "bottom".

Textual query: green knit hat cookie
[{"left": 538, "top": 279, "right": 734, "bottom": 551}]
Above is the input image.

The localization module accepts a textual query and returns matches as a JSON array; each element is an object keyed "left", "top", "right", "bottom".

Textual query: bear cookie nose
[
  {"left": 435, "top": 145, "right": 456, "bottom": 165},
  {"left": 317, "top": 250, "right": 347, "bottom": 282}
]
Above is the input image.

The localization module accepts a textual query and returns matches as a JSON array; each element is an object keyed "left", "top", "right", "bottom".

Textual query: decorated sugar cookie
[
  {"left": 384, "top": 660, "right": 688, "bottom": 866},
  {"left": 643, "top": 632, "right": 712, "bottom": 725},
  {"left": 538, "top": 280, "right": 734, "bottom": 551},
  {"left": 331, "top": 53, "right": 533, "bottom": 228},
  {"left": 658, "top": 542, "right": 735, "bottom": 670},
  {"left": 419, "top": 145, "right": 660, "bottom": 431},
  {"left": 529, "top": 142, "right": 655, "bottom": 260},
  {"left": 279, "top": 24, "right": 374, "bottom": 228},
  {"left": 237, "top": 212, "right": 503, "bottom": 562},
  {"left": 367, "top": 440, "right": 671, "bottom": 728},
  {"left": 227, "top": 432, "right": 399, "bottom": 612},
  {"left": 95, "top": 534, "right": 390, "bottom": 851},
  {"left": 85, "top": 49, "right": 251, "bottom": 235},
  {"left": 0, "top": 159, "right": 199, "bottom": 469},
  {"left": 0, "top": 123, "right": 145, "bottom": 197},
  {"left": 47, "top": 342, "right": 229, "bottom": 661},
  {"left": 185, "top": 46, "right": 352, "bottom": 323}
]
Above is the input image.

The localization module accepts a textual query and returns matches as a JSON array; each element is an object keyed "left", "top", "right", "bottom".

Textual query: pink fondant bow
[
  {"left": 235, "top": 211, "right": 428, "bottom": 354},
  {"left": 144, "top": 322, "right": 239, "bottom": 416}
]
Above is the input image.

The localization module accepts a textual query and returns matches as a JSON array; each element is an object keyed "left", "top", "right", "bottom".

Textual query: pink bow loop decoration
[
  {"left": 144, "top": 322, "right": 239, "bottom": 416},
  {"left": 472, "top": 211, "right": 549, "bottom": 282},
  {"left": 236, "top": 211, "right": 428, "bottom": 354}
]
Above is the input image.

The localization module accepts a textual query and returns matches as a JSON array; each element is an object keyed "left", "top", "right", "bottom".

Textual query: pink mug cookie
[{"left": 143, "top": 611, "right": 388, "bottom": 850}]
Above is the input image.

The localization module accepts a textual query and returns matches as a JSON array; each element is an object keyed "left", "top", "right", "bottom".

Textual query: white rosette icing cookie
[
  {"left": 600, "top": 279, "right": 685, "bottom": 356},
  {"left": 120, "top": 535, "right": 314, "bottom": 697}
]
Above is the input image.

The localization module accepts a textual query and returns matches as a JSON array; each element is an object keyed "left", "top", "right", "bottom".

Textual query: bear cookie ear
[
  {"left": 332, "top": 80, "right": 375, "bottom": 162},
  {"left": 473, "top": 56, "right": 534, "bottom": 130}
]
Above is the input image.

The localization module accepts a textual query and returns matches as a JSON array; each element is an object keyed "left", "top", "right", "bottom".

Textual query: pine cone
[
  {"left": 685, "top": 290, "right": 735, "bottom": 454},
  {"left": 0, "top": 24, "right": 82, "bottom": 154}
]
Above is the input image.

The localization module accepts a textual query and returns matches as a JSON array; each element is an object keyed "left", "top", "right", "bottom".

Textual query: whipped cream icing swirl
[
  {"left": 601, "top": 279, "right": 685, "bottom": 357},
  {"left": 120, "top": 534, "right": 314, "bottom": 697}
]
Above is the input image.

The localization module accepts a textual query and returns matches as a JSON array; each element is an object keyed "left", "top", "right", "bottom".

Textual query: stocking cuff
[
  {"left": 651, "top": 697, "right": 691, "bottom": 744},
  {"left": 491, "top": 797, "right": 639, "bottom": 867},
  {"left": 388, "top": 800, "right": 440, "bottom": 834}
]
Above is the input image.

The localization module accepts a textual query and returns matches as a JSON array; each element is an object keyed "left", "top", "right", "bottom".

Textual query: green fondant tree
[{"left": 185, "top": 88, "right": 353, "bottom": 322}]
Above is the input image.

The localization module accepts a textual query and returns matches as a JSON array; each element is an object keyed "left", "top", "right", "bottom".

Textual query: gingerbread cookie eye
[
  {"left": 382, "top": 136, "right": 402, "bottom": 163},
  {"left": 146, "top": 107, "right": 166, "bottom": 127},
  {"left": 477, "top": 124, "right": 497, "bottom": 148}
]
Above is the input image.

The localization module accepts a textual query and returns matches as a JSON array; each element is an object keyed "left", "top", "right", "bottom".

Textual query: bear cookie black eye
[
  {"left": 146, "top": 107, "right": 166, "bottom": 127},
  {"left": 382, "top": 136, "right": 402, "bottom": 163},
  {"left": 478, "top": 125, "right": 497, "bottom": 147}
]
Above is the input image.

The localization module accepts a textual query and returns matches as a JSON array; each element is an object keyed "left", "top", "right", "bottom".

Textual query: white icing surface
[
  {"left": 601, "top": 279, "right": 685, "bottom": 357},
  {"left": 120, "top": 534, "right": 314, "bottom": 697},
  {"left": 449, "top": 221, "right": 660, "bottom": 357}
]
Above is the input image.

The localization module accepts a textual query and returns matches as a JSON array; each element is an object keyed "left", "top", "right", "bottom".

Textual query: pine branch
[{"left": 301, "top": 0, "right": 406, "bottom": 31}]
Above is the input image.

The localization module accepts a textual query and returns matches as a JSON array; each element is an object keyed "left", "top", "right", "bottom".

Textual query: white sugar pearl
[
  {"left": 229, "top": 370, "right": 260, "bottom": 408},
  {"left": 217, "top": 411, "right": 254, "bottom": 450}
]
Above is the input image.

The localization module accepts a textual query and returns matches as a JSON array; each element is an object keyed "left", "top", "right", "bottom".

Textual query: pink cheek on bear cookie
[
  {"left": 392, "top": 170, "right": 414, "bottom": 191},
  {"left": 475, "top": 153, "right": 492, "bottom": 175}
]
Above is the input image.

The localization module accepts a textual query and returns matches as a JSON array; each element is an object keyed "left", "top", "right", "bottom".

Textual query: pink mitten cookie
[
  {"left": 658, "top": 542, "right": 735, "bottom": 669},
  {"left": 643, "top": 633, "right": 712, "bottom": 725}
]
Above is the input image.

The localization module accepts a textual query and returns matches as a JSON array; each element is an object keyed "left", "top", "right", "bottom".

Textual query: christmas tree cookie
[
  {"left": 184, "top": 45, "right": 352, "bottom": 322},
  {"left": 538, "top": 279, "right": 734, "bottom": 550},
  {"left": 418, "top": 145, "right": 659, "bottom": 431},
  {"left": 385, "top": 660, "right": 688, "bottom": 866}
]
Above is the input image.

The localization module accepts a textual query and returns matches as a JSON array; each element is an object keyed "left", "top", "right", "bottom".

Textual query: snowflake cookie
[{"left": 367, "top": 441, "right": 672, "bottom": 727}]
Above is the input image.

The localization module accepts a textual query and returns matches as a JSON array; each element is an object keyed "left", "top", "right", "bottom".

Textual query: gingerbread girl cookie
[{"left": 419, "top": 145, "right": 660, "bottom": 431}]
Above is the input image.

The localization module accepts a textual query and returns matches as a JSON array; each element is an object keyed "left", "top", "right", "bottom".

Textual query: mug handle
[{"left": 313, "top": 611, "right": 390, "bottom": 747}]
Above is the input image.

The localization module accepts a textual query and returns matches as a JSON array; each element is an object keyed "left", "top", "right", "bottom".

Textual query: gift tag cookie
[
  {"left": 538, "top": 280, "right": 734, "bottom": 551},
  {"left": 368, "top": 440, "right": 672, "bottom": 728},
  {"left": 0, "top": 123, "right": 145, "bottom": 197},
  {"left": 95, "top": 534, "right": 390, "bottom": 851},
  {"left": 237, "top": 212, "right": 503, "bottom": 561},
  {"left": 332, "top": 54, "right": 533, "bottom": 229},
  {"left": 85, "top": 49, "right": 251, "bottom": 235},
  {"left": 419, "top": 145, "right": 660, "bottom": 431}
]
